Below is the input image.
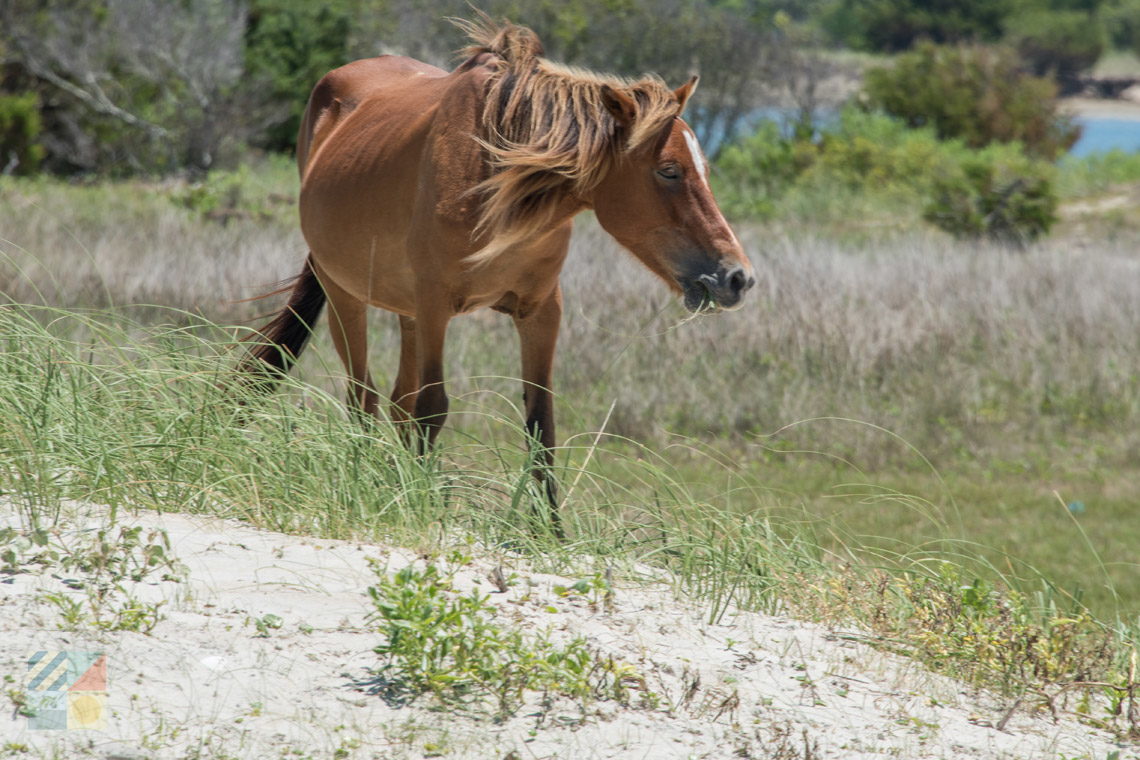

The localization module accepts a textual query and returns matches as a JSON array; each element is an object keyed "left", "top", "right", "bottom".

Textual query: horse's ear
[
  {"left": 601, "top": 84, "right": 638, "bottom": 128},
  {"left": 673, "top": 75, "right": 699, "bottom": 115}
]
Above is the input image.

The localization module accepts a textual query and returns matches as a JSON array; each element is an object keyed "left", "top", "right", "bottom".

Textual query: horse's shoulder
[{"left": 427, "top": 55, "right": 498, "bottom": 122}]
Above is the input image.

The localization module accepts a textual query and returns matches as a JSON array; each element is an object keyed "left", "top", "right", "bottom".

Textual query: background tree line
[
  {"left": 0, "top": 0, "right": 1137, "bottom": 179},
  {"left": 825, "top": 0, "right": 1140, "bottom": 90},
  {"left": 0, "top": 0, "right": 820, "bottom": 176}
]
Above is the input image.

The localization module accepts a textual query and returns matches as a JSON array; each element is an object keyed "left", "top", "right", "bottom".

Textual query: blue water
[
  {"left": 711, "top": 110, "right": 1140, "bottom": 157},
  {"left": 1070, "top": 117, "right": 1140, "bottom": 157}
]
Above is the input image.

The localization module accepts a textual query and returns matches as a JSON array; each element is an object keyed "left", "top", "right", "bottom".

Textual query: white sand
[
  {"left": 1, "top": 504, "right": 1130, "bottom": 759},
  {"left": 1061, "top": 96, "right": 1140, "bottom": 121}
]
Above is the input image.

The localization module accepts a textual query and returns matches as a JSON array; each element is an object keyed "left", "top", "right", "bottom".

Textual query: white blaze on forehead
[
  {"left": 681, "top": 123, "right": 741, "bottom": 248},
  {"left": 681, "top": 125, "right": 708, "bottom": 182}
]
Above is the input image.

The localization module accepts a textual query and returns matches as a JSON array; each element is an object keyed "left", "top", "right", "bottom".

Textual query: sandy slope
[{"left": 0, "top": 504, "right": 1129, "bottom": 759}]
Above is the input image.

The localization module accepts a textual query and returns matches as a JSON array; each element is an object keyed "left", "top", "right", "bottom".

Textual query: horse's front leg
[{"left": 514, "top": 285, "right": 564, "bottom": 536}]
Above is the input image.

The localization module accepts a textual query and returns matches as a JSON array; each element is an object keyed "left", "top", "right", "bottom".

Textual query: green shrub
[
  {"left": 165, "top": 156, "right": 297, "bottom": 223},
  {"left": 713, "top": 121, "right": 812, "bottom": 219},
  {"left": 807, "top": 108, "right": 965, "bottom": 191},
  {"left": 1004, "top": 9, "right": 1106, "bottom": 92},
  {"left": 714, "top": 106, "right": 1058, "bottom": 242},
  {"left": 923, "top": 142, "right": 1058, "bottom": 244},
  {"left": 0, "top": 92, "right": 45, "bottom": 176},
  {"left": 863, "top": 42, "right": 1080, "bottom": 159},
  {"left": 714, "top": 108, "right": 969, "bottom": 222}
]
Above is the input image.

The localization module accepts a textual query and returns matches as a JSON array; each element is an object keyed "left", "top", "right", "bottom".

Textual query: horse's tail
[{"left": 239, "top": 256, "right": 327, "bottom": 390}]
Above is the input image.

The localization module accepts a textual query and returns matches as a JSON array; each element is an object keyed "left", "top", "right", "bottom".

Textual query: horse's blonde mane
[{"left": 455, "top": 18, "right": 682, "bottom": 264}]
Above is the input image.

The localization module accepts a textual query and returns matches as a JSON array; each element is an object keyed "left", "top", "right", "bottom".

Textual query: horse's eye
[{"left": 656, "top": 165, "right": 680, "bottom": 180}]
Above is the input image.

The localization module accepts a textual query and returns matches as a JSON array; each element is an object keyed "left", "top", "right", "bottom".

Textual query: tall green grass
[{"left": 0, "top": 303, "right": 816, "bottom": 608}]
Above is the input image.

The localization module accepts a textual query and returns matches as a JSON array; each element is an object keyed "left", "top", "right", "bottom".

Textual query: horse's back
[
  {"left": 296, "top": 56, "right": 449, "bottom": 177},
  {"left": 298, "top": 54, "right": 492, "bottom": 313}
]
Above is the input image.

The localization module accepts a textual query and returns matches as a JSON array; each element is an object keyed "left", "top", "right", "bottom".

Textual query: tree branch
[{"left": 8, "top": 30, "right": 169, "bottom": 139}]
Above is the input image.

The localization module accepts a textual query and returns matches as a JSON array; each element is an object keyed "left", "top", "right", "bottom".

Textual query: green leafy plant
[
  {"left": 5, "top": 687, "right": 35, "bottom": 719},
  {"left": 821, "top": 0, "right": 1010, "bottom": 52},
  {"left": 807, "top": 108, "right": 962, "bottom": 190},
  {"left": 552, "top": 571, "right": 615, "bottom": 611},
  {"left": 806, "top": 563, "right": 1140, "bottom": 740},
  {"left": 1057, "top": 149, "right": 1140, "bottom": 199},
  {"left": 39, "top": 591, "right": 88, "bottom": 630},
  {"left": 0, "top": 526, "right": 59, "bottom": 574},
  {"left": 714, "top": 106, "right": 1061, "bottom": 241},
  {"left": 1101, "top": 0, "right": 1140, "bottom": 54},
  {"left": 21, "top": 524, "right": 187, "bottom": 634},
  {"left": 57, "top": 525, "right": 182, "bottom": 583},
  {"left": 367, "top": 563, "right": 646, "bottom": 715},
  {"left": 242, "top": 0, "right": 357, "bottom": 153},
  {"left": 252, "top": 613, "right": 284, "bottom": 637},
  {"left": 169, "top": 164, "right": 293, "bottom": 224}
]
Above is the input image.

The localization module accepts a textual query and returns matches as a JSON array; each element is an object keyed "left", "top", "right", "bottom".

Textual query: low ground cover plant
[
  {"left": 1, "top": 522, "right": 184, "bottom": 633},
  {"left": 367, "top": 562, "right": 647, "bottom": 715},
  {"left": 799, "top": 564, "right": 1140, "bottom": 740}
]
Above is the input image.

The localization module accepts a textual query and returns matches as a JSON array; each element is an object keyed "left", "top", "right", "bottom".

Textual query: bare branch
[{"left": 16, "top": 53, "right": 168, "bottom": 138}]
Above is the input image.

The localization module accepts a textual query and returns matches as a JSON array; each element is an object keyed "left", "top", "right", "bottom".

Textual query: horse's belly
[{"left": 309, "top": 232, "right": 417, "bottom": 315}]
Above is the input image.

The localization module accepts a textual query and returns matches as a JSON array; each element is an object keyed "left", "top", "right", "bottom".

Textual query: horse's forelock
[{"left": 624, "top": 83, "right": 682, "bottom": 154}]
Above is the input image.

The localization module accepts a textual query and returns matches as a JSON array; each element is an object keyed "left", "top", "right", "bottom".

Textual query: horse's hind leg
[
  {"left": 514, "top": 286, "right": 564, "bottom": 537},
  {"left": 411, "top": 304, "right": 452, "bottom": 453},
  {"left": 322, "top": 272, "right": 380, "bottom": 418},
  {"left": 389, "top": 315, "right": 419, "bottom": 441}
]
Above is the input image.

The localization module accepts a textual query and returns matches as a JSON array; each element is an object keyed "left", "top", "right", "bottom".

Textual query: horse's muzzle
[{"left": 683, "top": 265, "right": 755, "bottom": 312}]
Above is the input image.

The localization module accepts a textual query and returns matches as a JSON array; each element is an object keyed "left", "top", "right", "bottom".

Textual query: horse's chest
[
  {"left": 449, "top": 288, "right": 540, "bottom": 319},
  {"left": 449, "top": 290, "right": 513, "bottom": 316},
  {"left": 454, "top": 256, "right": 564, "bottom": 317}
]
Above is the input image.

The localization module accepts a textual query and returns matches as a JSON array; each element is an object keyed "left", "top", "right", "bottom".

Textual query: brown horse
[{"left": 241, "top": 19, "right": 755, "bottom": 525}]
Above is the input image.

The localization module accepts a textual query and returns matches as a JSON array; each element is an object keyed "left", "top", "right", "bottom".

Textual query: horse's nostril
[{"left": 727, "top": 268, "right": 748, "bottom": 295}]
